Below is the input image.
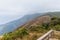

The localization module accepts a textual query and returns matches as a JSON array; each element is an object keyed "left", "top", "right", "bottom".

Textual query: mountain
[
  {"left": 0, "top": 13, "right": 43, "bottom": 35},
  {"left": 0, "top": 15, "right": 52, "bottom": 40},
  {"left": 16, "top": 12, "right": 60, "bottom": 31},
  {"left": 0, "top": 12, "right": 60, "bottom": 35},
  {"left": 1, "top": 12, "right": 60, "bottom": 40},
  {"left": 19, "top": 16, "right": 50, "bottom": 28},
  {"left": 45, "top": 12, "right": 60, "bottom": 17}
]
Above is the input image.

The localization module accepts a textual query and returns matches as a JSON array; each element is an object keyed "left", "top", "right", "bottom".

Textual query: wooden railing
[{"left": 37, "top": 30, "right": 54, "bottom": 40}]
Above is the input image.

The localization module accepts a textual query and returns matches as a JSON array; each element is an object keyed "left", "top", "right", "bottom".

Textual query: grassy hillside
[{"left": 1, "top": 15, "right": 60, "bottom": 40}]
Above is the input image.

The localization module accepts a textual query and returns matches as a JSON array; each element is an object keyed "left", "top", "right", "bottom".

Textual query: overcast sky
[{"left": 0, "top": 0, "right": 60, "bottom": 24}]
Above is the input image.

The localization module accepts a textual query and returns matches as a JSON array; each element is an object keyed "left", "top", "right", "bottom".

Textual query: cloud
[{"left": 0, "top": 0, "right": 60, "bottom": 24}]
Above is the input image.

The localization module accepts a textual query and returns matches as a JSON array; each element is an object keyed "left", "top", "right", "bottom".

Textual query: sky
[{"left": 0, "top": 0, "right": 60, "bottom": 24}]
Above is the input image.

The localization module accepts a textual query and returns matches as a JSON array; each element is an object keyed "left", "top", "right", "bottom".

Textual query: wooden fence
[{"left": 37, "top": 30, "right": 54, "bottom": 40}]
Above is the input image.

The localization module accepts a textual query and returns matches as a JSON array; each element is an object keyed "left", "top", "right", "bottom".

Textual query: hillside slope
[
  {"left": 1, "top": 15, "right": 51, "bottom": 40},
  {"left": 20, "top": 16, "right": 51, "bottom": 28},
  {"left": 1, "top": 13, "right": 60, "bottom": 40},
  {"left": 0, "top": 12, "right": 60, "bottom": 35}
]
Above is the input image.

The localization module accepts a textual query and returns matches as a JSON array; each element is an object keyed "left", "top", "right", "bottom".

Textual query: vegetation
[{"left": 1, "top": 16, "right": 60, "bottom": 40}]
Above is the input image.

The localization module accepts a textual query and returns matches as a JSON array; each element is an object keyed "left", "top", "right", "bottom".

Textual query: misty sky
[{"left": 0, "top": 0, "right": 60, "bottom": 24}]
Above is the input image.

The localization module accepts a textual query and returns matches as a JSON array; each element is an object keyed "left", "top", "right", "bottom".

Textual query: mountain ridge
[
  {"left": 1, "top": 12, "right": 60, "bottom": 40},
  {"left": 0, "top": 12, "right": 60, "bottom": 35}
]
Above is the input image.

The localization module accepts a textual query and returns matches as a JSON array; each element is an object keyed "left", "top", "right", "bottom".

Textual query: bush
[
  {"left": 42, "top": 22, "right": 50, "bottom": 29},
  {"left": 15, "top": 28, "right": 29, "bottom": 39},
  {"left": 53, "top": 25, "right": 60, "bottom": 31},
  {"left": 1, "top": 28, "right": 29, "bottom": 40}
]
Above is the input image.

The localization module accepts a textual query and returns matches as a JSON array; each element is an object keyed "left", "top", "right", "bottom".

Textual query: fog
[{"left": 0, "top": 0, "right": 60, "bottom": 24}]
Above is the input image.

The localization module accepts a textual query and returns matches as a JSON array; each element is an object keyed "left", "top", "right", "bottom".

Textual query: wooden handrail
[{"left": 37, "top": 30, "right": 54, "bottom": 40}]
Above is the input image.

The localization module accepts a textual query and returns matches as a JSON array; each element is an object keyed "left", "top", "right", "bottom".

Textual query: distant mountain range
[
  {"left": 0, "top": 12, "right": 60, "bottom": 35},
  {"left": 45, "top": 12, "right": 60, "bottom": 17},
  {"left": 0, "top": 13, "right": 43, "bottom": 35}
]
